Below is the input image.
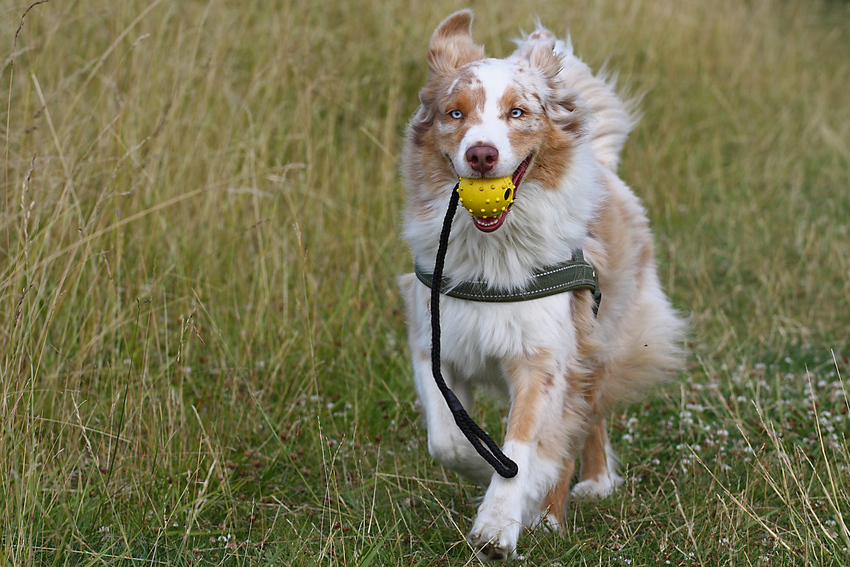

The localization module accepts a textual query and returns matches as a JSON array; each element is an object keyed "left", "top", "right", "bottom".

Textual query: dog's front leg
[
  {"left": 401, "top": 274, "right": 494, "bottom": 484},
  {"left": 468, "top": 351, "right": 587, "bottom": 561},
  {"left": 411, "top": 348, "right": 494, "bottom": 485}
]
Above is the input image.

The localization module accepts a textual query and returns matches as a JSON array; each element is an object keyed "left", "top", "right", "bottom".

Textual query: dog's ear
[
  {"left": 410, "top": 11, "right": 486, "bottom": 140},
  {"left": 427, "top": 10, "right": 485, "bottom": 80},
  {"left": 511, "top": 30, "right": 588, "bottom": 137},
  {"left": 510, "top": 28, "right": 559, "bottom": 76}
]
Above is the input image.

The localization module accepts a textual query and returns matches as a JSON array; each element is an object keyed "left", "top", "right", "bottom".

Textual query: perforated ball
[{"left": 456, "top": 177, "right": 515, "bottom": 218}]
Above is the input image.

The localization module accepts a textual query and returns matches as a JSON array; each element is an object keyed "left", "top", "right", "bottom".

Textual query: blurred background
[{"left": 2, "top": 0, "right": 849, "bottom": 564}]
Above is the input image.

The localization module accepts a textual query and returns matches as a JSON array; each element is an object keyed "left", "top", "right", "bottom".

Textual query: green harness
[{"left": 414, "top": 249, "right": 602, "bottom": 308}]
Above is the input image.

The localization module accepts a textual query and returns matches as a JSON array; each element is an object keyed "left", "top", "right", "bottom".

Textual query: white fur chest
[{"left": 433, "top": 292, "right": 577, "bottom": 383}]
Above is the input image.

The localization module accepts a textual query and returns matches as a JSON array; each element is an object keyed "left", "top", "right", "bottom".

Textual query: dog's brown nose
[{"left": 465, "top": 145, "right": 499, "bottom": 174}]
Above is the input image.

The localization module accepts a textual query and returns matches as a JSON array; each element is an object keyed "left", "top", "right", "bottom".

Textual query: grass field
[{"left": 2, "top": 0, "right": 849, "bottom": 565}]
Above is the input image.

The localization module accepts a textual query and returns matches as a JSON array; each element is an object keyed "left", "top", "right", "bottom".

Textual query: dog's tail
[{"left": 514, "top": 29, "right": 639, "bottom": 172}]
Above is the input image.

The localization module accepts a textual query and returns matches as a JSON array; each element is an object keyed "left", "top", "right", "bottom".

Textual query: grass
[{"left": 1, "top": 0, "right": 849, "bottom": 564}]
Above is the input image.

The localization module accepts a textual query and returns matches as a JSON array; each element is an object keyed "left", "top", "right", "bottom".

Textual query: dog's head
[{"left": 406, "top": 10, "right": 590, "bottom": 233}]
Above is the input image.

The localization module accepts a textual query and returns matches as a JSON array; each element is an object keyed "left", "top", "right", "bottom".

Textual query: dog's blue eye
[
  {"left": 449, "top": 110, "right": 463, "bottom": 119},
  {"left": 510, "top": 108, "right": 524, "bottom": 118}
]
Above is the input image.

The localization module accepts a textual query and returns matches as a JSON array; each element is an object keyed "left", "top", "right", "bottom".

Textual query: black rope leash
[{"left": 429, "top": 185, "right": 519, "bottom": 479}]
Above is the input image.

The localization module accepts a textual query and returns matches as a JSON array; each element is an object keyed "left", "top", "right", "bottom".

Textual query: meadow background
[{"left": 1, "top": 0, "right": 849, "bottom": 565}]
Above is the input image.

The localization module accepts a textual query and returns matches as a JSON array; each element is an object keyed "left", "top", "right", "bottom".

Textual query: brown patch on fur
[
  {"left": 571, "top": 288, "right": 603, "bottom": 389},
  {"left": 498, "top": 83, "right": 546, "bottom": 164},
  {"left": 446, "top": 78, "right": 485, "bottom": 116},
  {"left": 498, "top": 85, "right": 521, "bottom": 117},
  {"left": 435, "top": 79, "right": 485, "bottom": 147},
  {"left": 578, "top": 419, "right": 610, "bottom": 483},
  {"left": 503, "top": 350, "right": 555, "bottom": 444},
  {"left": 528, "top": 120, "right": 577, "bottom": 189},
  {"left": 541, "top": 457, "right": 575, "bottom": 522},
  {"left": 589, "top": 173, "right": 654, "bottom": 293}
]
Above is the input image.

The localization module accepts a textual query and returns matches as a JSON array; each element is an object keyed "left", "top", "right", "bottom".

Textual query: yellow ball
[{"left": 456, "top": 177, "right": 515, "bottom": 218}]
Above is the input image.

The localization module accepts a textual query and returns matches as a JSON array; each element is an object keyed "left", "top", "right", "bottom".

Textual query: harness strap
[{"left": 415, "top": 250, "right": 601, "bottom": 307}]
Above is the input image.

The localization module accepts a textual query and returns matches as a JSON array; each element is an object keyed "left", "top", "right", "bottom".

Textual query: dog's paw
[
  {"left": 467, "top": 518, "right": 521, "bottom": 561},
  {"left": 571, "top": 471, "right": 624, "bottom": 499}
]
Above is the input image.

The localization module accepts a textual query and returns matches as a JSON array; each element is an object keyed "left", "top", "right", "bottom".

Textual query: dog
[{"left": 398, "top": 10, "right": 686, "bottom": 560}]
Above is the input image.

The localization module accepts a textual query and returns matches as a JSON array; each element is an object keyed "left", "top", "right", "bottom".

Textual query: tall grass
[{"left": 1, "top": 0, "right": 848, "bottom": 565}]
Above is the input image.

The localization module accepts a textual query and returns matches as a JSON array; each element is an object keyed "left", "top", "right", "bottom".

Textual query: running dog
[{"left": 399, "top": 10, "right": 686, "bottom": 560}]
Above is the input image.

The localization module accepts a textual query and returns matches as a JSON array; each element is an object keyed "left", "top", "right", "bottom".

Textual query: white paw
[
  {"left": 571, "top": 472, "right": 624, "bottom": 499},
  {"left": 466, "top": 441, "right": 560, "bottom": 560},
  {"left": 467, "top": 517, "right": 521, "bottom": 562},
  {"left": 427, "top": 432, "right": 494, "bottom": 486}
]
